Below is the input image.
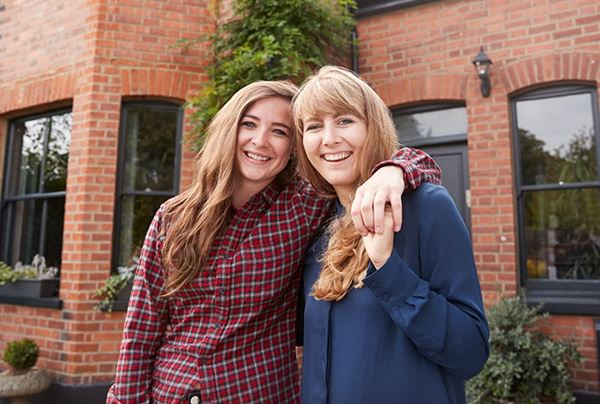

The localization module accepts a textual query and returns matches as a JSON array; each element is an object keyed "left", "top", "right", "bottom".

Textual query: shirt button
[
  {"left": 189, "top": 395, "right": 200, "bottom": 404},
  {"left": 382, "top": 294, "right": 390, "bottom": 302}
]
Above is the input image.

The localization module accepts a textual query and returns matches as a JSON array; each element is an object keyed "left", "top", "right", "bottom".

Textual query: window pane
[
  {"left": 517, "top": 93, "right": 597, "bottom": 185},
  {"left": 44, "top": 113, "right": 72, "bottom": 193},
  {"left": 44, "top": 197, "right": 65, "bottom": 268},
  {"left": 524, "top": 188, "right": 600, "bottom": 281},
  {"left": 123, "top": 108, "right": 178, "bottom": 192},
  {"left": 394, "top": 107, "right": 467, "bottom": 143},
  {"left": 6, "top": 199, "right": 43, "bottom": 265},
  {"left": 117, "top": 195, "right": 168, "bottom": 267},
  {"left": 9, "top": 117, "right": 49, "bottom": 196}
]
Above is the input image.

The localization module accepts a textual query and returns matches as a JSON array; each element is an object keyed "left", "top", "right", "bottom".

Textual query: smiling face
[
  {"left": 302, "top": 113, "right": 368, "bottom": 202},
  {"left": 235, "top": 96, "right": 293, "bottom": 197}
]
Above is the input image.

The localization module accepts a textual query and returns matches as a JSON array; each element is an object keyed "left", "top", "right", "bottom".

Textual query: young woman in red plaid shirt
[{"left": 107, "top": 80, "right": 440, "bottom": 404}]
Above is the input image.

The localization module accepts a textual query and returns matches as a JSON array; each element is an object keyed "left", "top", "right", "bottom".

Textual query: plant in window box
[
  {"left": 466, "top": 294, "right": 581, "bottom": 404},
  {"left": 0, "top": 338, "right": 51, "bottom": 403},
  {"left": 94, "top": 259, "right": 137, "bottom": 312},
  {"left": 0, "top": 255, "right": 59, "bottom": 299}
]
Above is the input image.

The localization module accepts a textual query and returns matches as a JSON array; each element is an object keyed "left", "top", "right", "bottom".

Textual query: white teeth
[
  {"left": 246, "top": 152, "right": 270, "bottom": 161},
  {"left": 323, "top": 152, "right": 351, "bottom": 162}
]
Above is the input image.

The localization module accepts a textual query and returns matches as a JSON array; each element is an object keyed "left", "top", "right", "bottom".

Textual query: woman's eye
[
  {"left": 339, "top": 118, "right": 354, "bottom": 125},
  {"left": 241, "top": 121, "right": 256, "bottom": 128},
  {"left": 305, "top": 124, "right": 321, "bottom": 132},
  {"left": 273, "top": 129, "right": 289, "bottom": 137}
]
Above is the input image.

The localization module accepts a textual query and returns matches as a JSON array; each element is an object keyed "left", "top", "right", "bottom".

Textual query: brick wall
[
  {"left": 358, "top": 0, "right": 599, "bottom": 393},
  {"left": 0, "top": 0, "right": 212, "bottom": 385}
]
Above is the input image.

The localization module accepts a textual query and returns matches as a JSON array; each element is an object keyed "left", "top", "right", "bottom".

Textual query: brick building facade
[{"left": 0, "top": 0, "right": 598, "bottom": 402}]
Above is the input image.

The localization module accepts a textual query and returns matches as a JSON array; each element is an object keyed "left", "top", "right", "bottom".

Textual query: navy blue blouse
[{"left": 299, "top": 183, "right": 489, "bottom": 404}]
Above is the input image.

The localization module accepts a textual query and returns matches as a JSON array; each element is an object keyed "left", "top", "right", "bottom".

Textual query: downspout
[{"left": 351, "top": 27, "right": 359, "bottom": 73}]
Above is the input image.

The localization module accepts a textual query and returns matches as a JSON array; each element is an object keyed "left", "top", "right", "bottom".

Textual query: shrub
[
  {"left": 467, "top": 294, "right": 581, "bottom": 404},
  {"left": 185, "top": 0, "right": 356, "bottom": 147},
  {"left": 3, "top": 339, "right": 39, "bottom": 371},
  {"left": 94, "top": 262, "right": 136, "bottom": 312}
]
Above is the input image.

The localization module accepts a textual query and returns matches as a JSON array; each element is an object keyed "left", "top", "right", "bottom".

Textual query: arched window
[
  {"left": 113, "top": 101, "right": 182, "bottom": 271},
  {"left": 512, "top": 85, "right": 600, "bottom": 313}
]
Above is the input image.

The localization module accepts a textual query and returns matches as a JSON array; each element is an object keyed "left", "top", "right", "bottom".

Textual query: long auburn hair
[
  {"left": 162, "top": 81, "right": 299, "bottom": 296},
  {"left": 293, "top": 66, "right": 398, "bottom": 301}
]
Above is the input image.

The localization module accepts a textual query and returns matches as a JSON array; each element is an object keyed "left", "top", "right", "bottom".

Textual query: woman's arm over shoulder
[
  {"left": 363, "top": 184, "right": 489, "bottom": 379},
  {"left": 371, "top": 147, "right": 442, "bottom": 190},
  {"left": 107, "top": 205, "right": 170, "bottom": 404}
]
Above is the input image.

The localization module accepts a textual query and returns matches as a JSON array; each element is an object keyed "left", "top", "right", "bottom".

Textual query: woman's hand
[
  {"left": 362, "top": 208, "right": 395, "bottom": 269},
  {"left": 352, "top": 166, "right": 404, "bottom": 236}
]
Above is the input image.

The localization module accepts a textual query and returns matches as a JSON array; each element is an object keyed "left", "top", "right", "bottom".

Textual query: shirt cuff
[{"left": 364, "top": 250, "right": 420, "bottom": 306}]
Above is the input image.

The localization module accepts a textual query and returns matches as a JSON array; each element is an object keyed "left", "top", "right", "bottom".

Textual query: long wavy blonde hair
[
  {"left": 293, "top": 66, "right": 398, "bottom": 301},
  {"left": 162, "top": 81, "right": 299, "bottom": 296}
]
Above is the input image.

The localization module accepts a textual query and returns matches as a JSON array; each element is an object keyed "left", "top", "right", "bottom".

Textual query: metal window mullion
[
  {"left": 519, "top": 181, "right": 600, "bottom": 194},
  {"left": 591, "top": 88, "right": 600, "bottom": 183},
  {"left": 39, "top": 199, "right": 48, "bottom": 257},
  {"left": 38, "top": 117, "right": 51, "bottom": 194},
  {"left": 4, "top": 191, "right": 66, "bottom": 202}
]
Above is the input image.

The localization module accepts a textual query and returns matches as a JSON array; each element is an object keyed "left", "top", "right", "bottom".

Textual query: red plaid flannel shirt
[{"left": 107, "top": 148, "right": 440, "bottom": 404}]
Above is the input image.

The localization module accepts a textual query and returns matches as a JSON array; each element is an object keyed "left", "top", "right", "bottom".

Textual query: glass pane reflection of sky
[{"left": 517, "top": 93, "right": 593, "bottom": 157}]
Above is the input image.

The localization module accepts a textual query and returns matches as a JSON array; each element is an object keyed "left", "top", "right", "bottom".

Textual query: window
[
  {"left": 1, "top": 109, "right": 72, "bottom": 269},
  {"left": 393, "top": 103, "right": 467, "bottom": 146},
  {"left": 512, "top": 86, "right": 600, "bottom": 313},
  {"left": 113, "top": 102, "right": 182, "bottom": 270}
]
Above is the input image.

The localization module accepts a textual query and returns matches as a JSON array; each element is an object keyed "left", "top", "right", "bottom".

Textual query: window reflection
[
  {"left": 118, "top": 195, "right": 166, "bottom": 267},
  {"left": 45, "top": 114, "right": 72, "bottom": 193},
  {"left": 524, "top": 189, "right": 600, "bottom": 281},
  {"left": 517, "top": 93, "right": 597, "bottom": 185},
  {"left": 394, "top": 106, "right": 467, "bottom": 143},
  {"left": 123, "top": 108, "right": 177, "bottom": 192}
]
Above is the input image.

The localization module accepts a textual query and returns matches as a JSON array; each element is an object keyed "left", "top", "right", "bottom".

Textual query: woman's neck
[
  {"left": 334, "top": 186, "right": 353, "bottom": 207},
  {"left": 232, "top": 181, "right": 269, "bottom": 209}
]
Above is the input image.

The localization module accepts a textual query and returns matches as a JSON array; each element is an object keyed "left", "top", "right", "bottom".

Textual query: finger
[
  {"left": 360, "top": 189, "right": 376, "bottom": 233},
  {"left": 389, "top": 193, "right": 403, "bottom": 231},
  {"left": 372, "top": 191, "right": 387, "bottom": 234},
  {"left": 351, "top": 188, "right": 369, "bottom": 236}
]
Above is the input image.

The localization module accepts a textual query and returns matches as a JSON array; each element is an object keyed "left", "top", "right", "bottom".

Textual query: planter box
[{"left": 0, "top": 278, "right": 60, "bottom": 298}]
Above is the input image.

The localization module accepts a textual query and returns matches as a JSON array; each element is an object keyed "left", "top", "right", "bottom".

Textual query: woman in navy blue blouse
[{"left": 293, "top": 66, "right": 490, "bottom": 404}]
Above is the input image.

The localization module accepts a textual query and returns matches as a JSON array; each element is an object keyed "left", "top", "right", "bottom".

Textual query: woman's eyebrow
[{"left": 242, "top": 114, "right": 291, "bottom": 130}]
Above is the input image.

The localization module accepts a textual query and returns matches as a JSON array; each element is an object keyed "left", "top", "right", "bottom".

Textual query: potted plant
[
  {"left": 94, "top": 261, "right": 137, "bottom": 312},
  {"left": 0, "top": 255, "right": 59, "bottom": 298},
  {"left": 466, "top": 294, "right": 582, "bottom": 404},
  {"left": 0, "top": 338, "right": 50, "bottom": 404}
]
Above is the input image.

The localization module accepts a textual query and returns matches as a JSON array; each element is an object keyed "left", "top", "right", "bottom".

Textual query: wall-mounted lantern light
[{"left": 472, "top": 46, "right": 492, "bottom": 97}]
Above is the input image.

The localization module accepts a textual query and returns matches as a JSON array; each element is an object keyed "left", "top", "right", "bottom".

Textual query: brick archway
[
  {"left": 373, "top": 74, "right": 468, "bottom": 107},
  {"left": 500, "top": 52, "right": 600, "bottom": 95},
  {"left": 120, "top": 69, "right": 193, "bottom": 100},
  {"left": 0, "top": 74, "right": 77, "bottom": 114}
]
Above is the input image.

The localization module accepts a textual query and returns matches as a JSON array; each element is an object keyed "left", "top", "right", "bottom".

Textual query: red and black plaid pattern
[{"left": 106, "top": 148, "right": 440, "bottom": 404}]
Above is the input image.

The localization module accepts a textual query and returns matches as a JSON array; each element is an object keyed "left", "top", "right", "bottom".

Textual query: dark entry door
[{"left": 419, "top": 142, "right": 471, "bottom": 230}]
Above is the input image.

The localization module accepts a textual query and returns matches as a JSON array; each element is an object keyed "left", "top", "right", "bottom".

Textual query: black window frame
[
  {"left": 511, "top": 85, "right": 600, "bottom": 315},
  {"left": 0, "top": 107, "right": 72, "bottom": 269},
  {"left": 111, "top": 101, "right": 183, "bottom": 274},
  {"left": 356, "top": 0, "right": 444, "bottom": 18}
]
